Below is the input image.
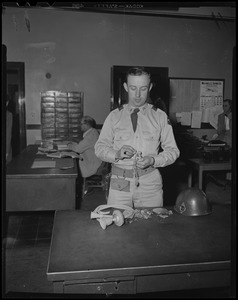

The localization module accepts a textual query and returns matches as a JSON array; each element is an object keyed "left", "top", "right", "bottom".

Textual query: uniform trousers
[{"left": 107, "top": 169, "right": 163, "bottom": 208}]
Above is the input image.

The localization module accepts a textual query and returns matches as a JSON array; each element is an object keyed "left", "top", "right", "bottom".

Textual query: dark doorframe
[
  {"left": 111, "top": 65, "right": 169, "bottom": 113},
  {"left": 7, "top": 62, "right": 26, "bottom": 156}
]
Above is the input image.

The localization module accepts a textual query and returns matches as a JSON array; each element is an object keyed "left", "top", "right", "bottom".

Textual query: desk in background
[
  {"left": 187, "top": 158, "right": 232, "bottom": 191},
  {"left": 47, "top": 205, "right": 231, "bottom": 294},
  {"left": 6, "top": 145, "right": 80, "bottom": 211}
]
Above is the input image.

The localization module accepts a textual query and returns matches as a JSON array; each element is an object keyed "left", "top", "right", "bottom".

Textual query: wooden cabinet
[{"left": 41, "top": 91, "right": 84, "bottom": 141}]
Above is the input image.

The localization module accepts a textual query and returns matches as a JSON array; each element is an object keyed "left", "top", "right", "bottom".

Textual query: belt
[{"left": 111, "top": 165, "right": 155, "bottom": 178}]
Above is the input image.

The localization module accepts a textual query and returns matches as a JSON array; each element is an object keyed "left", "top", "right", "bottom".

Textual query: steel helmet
[{"left": 174, "top": 188, "right": 212, "bottom": 216}]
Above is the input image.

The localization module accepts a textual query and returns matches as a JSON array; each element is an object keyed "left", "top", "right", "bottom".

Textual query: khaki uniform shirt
[{"left": 95, "top": 103, "right": 180, "bottom": 168}]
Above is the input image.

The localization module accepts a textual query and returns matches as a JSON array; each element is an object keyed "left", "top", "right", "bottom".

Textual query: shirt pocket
[
  {"left": 114, "top": 130, "right": 131, "bottom": 148},
  {"left": 142, "top": 130, "right": 160, "bottom": 150}
]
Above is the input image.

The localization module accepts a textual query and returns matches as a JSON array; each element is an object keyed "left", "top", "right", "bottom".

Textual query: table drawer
[
  {"left": 42, "top": 107, "right": 55, "bottom": 113},
  {"left": 68, "top": 102, "right": 81, "bottom": 108},
  {"left": 41, "top": 91, "right": 67, "bottom": 97},
  {"left": 41, "top": 113, "right": 55, "bottom": 120},
  {"left": 42, "top": 127, "right": 55, "bottom": 133},
  {"left": 41, "top": 96, "right": 55, "bottom": 102},
  {"left": 42, "top": 102, "right": 55, "bottom": 108},
  {"left": 53, "top": 269, "right": 230, "bottom": 294},
  {"left": 56, "top": 98, "right": 68, "bottom": 104},
  {"left": 68, "top": 133, "right": 81, "bottom": 140},
  {"left": 69, "top": 117, "right": 80, "bottom": 124},
  {"left": 55, "top": 115, "right": 69, "bottom": 121},
  {"left": 56, "top": 122, "right": 68, "bottom": 128},
  {"left": 63, "top": 279, "right": 135, "bottom": 294},
  {"left": 68, "top": 108, "right": 82, "bottom": 113},
  {"left": 55, "top": 108, "right": 68, "bottom": 113},
  {"left": 136, "top": 269, "right": 230, "bottom": 293},
  {"left": 69, "top": 128, "right": 80, "bottom": 134}
]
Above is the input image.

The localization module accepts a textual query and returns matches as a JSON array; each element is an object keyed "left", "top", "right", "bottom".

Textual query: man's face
[
  {"left": 123, "top": 74, "right": 152, "bottom": 107},
  {"left": 223, "top": 102, "right": 231, "bottom": 114},
  {"left": 80, "top": 120, "right": 88, "bottom": 132}
]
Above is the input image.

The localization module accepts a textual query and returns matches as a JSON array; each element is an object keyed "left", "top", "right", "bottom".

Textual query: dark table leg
[{"left": 75, "top": 158, "right": 83, "bottom": 210}]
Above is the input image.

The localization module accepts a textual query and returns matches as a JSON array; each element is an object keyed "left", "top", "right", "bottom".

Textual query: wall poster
[{"left": 200, "top": 80, "right": 223, "bottom": 110}]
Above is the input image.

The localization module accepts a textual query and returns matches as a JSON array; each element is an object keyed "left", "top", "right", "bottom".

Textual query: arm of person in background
[{"left": 69, "top": 129, "right": 98, "bottom": 154}]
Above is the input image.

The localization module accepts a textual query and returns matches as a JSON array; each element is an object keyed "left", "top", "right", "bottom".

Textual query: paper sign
[
  {"left": 201, "top": 108, "right": 210, "bottom": 123},
  {"left": 175, "top": 112, "right": 182, "bottom": 123},
  {"left": 181, "top": 112, "right": 191, "bottom": 126},
  {"left": 191, "top": 111, "right": 202, "bottom": 128},
  {"left": 209, "top": 105, "right": 223, "bottom": 129}
]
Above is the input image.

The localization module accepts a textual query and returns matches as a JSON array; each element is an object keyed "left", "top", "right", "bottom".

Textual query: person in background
[
  {"left": 95, "top": 67, "right": 180, "bottom": 208},
  {"left": 6, "top": 95, "right": 13, "bottom": 164},
  {"left": 215, "top": 99, "right": 232, "bottom": 147},
  {"left": 209, "top": 99, "right": 232, "bottom": 186},
  {"left": 68, "top": 116, "right": 102, "bottom": 178},
  {"left": 217, "top": 99, "right": 232, "bottom": 183},
  {"left": 153, "top": 97, "right": 168, "bottom": 114}
]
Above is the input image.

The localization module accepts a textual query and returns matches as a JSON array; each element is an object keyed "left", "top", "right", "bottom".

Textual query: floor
[{"left": 2, "top": 169, "right": 235, "bottom": 298}]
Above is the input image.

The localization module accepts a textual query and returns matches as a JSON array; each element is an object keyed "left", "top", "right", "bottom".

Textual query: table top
[
  {"left": 6, "top": 145, "right": 78, "bottom": 179},
  {"left": 47, "top": 204, "right": 231, "bottom": 282},
  {"left": 188, "top": 158, "right": 231, "bottom": 168},
  {"left": 188, "top": 159, "right": 232, "bottom": 173}
]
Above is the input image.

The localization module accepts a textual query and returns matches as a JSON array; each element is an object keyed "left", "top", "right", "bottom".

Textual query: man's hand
[
  {"left": 136, "top": 156, "right": 155, "bottom": 169},
  {"left": 115, "top": 145, "right": 136, "bottom": 160}
]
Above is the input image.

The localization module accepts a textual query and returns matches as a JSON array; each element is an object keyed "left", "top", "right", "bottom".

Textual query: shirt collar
[{"left": 127, "top": 103, "right": 148, "bottom": 114}]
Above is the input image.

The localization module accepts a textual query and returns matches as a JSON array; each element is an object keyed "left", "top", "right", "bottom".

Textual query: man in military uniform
[{"left": 95, "top": 67, "right": 180, "bottom": 208}]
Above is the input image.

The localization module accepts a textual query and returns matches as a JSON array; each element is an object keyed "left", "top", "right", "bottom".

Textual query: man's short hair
[
  {"left": 126, "top": 67, "right": 151, "bottom": 80},
  {"left": 81, "top": 116, "right": 96, "bottom": 128}
]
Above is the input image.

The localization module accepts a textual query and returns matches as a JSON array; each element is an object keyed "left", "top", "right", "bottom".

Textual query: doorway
[
  {"left": 111, "top": 65, "right": 169, "bottom": 113},
  {"left": 7, "top": 62, "right": 26, "bottom": 157}
]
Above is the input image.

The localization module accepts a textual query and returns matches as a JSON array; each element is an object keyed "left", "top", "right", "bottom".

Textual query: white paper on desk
[
  {"left": 191, "top": 111, "right": 202, "bottom": 128},
  {"left": 36, "top": 151, "right": 46, "bottom": 155},
  {"left": 31, "top": 160, "right": 56, "bottom": 168},
  {"left": 181, "top": 112, "right": 191, "bottom": 126}
]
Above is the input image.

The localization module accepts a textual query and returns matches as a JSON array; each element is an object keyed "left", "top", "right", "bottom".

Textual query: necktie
[{"left": 131, "top": 108, "right": 139, "bottom": 132}]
